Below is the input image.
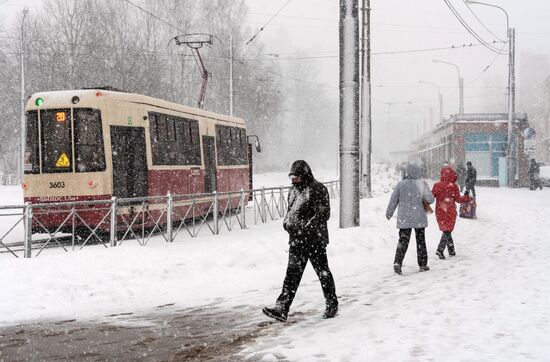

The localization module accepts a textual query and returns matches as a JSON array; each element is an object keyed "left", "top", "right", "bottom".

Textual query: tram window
[
  {"left": 24, "top": 111, "right": 40, "bottom": 174},
  {"left": 157, "top": 114, "right": 168, "bottom": 141},
  {"left": 215, "top": 124, "right": 247, "bottom": 166},
  {"left": 41, "top": 109, "right": 72, "bottom": 173},
  {"left": 148, "top": 112, "right": 201, "bottom": 166},
  {"left": 74, "top": 108, "right": 106, "bottom": 173},
  {"left": 187, "top": 120, "right": 201, "bottom": 165}
]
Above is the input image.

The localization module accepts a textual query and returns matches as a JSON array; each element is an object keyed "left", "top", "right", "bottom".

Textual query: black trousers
[
  {"left": 437, "top": 231, "right": 455, "bottom": 254},
  {"left": 465, "top": 183, "right": 476, "bottom": 197},
  {"left": 394, "top": 228, "right": 427, "bottom": 267},
  {"left": 276, "top": 243, "right": 338, "bottom": 311}
]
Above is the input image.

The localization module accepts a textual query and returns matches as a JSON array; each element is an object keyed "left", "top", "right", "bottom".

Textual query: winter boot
[
  {"left": 435, "top": 250, "right": 446, "bottom": 260},
  {"left": 419, "top": 265, "right": 430, "bottom": 272},
  {"left": 393, "top": 263, "right": 402, "bottom": 275},
  {"left": 323, "top": 303, "right": 339, "bottom": 319},
  {"left": 262, "top": 306, "right": 288, "bottom": 322},
  {"left": 449, "top": 251, "right": 456, "bottom": 256}
]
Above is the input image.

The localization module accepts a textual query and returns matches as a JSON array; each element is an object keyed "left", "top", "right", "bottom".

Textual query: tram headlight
[
  {"left": 35, "top": 98, "right": 43, "bottom": 107},
  {"left": 71, "top": 96, "right": 80, "bottom": 104}
]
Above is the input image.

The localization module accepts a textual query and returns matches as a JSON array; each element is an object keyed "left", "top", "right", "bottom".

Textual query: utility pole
[
  {"left": 419, "top": 80, "right": 444, "bottom": 124},
  {"left": 360, "top": 0, "right": 372, "bottom": 198},
  {"left": 229, "top": 35, "right": 234, "bottom": 116},
  {"left": 433, "top": 59, "right": 464, "bottom": 114},
  {"left": 339, "top": 0, "right": 360, "bottom": 228},
  {"left": 20, "top": 8, "right": 28, "bottom": 181},
  {"left": 507, "top": 27, "right": 516, "bottom": 186},
  {"left": 459, "top": 76, "right": 464, "bottom": 114},
  {"left": 465, "top": 1, "right": 515, "bottom": 186}
]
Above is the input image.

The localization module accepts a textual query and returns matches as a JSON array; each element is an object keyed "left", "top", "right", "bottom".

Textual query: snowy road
[{"left": 0, "top": 178, "right": 549, "bottom": 361}]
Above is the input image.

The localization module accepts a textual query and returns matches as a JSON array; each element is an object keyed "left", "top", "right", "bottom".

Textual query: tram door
[
  {"left": 202, "top": 135, "right": 217, "bottom": 193},
  {"left": 111, "top": 126, "right": 148, "bottom": 198}
]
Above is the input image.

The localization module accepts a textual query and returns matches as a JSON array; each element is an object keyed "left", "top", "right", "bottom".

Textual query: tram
[{"left": 23, "top": 88, "right": 254, "bottom": 233}]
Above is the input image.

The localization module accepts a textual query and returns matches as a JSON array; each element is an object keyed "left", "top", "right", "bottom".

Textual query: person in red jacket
[{"left": 431, "top": 167, "right": 470, "bottom": 259}]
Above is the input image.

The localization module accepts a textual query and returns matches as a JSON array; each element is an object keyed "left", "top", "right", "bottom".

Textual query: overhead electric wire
[
  {"left": 119, "top": 0, "right": 185, "bottom": 33},
  {"left": 463, "top": 0, "right": 504, "bottom": 42},
  {"left": 241, "top": 0, "right": 292, "bottom": 49},
  {"left": 467, "top": 43, "right": 507, "bottom": 84},
  {"left": 442, "top": 0, "right": 506, "bottom": 55},
  {"left": 245, "top": 40, "right": 506, "bottom": 60}
]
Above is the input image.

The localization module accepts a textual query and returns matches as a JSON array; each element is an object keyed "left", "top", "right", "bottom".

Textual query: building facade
[{"left": 411, "top": 113, "right": 531, "bottom": 187}]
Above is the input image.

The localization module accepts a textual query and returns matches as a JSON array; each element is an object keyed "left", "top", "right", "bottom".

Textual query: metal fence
[
  {"left": 0, "top": 181, "right": 339, "bottom": 258},
  {"left": 0, "top": 174, "right": 22, "bottom": 186}
]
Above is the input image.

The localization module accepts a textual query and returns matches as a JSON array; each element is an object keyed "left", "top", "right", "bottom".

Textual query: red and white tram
[{"left": 23, "top": 88, "right": 253, "bottom": 233}]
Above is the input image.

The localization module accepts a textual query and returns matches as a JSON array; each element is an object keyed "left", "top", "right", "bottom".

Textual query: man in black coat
[
  {"left": 465, "top": 161, "right": 477, "bottom": 197},
  {"left": 262, "top": 160, "right": 338, "bottom": 322}
]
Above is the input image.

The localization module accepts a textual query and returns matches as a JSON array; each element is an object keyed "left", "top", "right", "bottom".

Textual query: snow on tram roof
[{"left": 26, "top": 89, "right": 245, "bottom": 125}]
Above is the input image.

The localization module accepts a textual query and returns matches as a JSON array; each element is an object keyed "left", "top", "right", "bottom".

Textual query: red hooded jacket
[{"left": 431, "top": 167, "right": 470, "bottom": 232}]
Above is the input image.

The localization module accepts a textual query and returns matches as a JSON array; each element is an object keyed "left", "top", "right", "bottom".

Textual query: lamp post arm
[{"left": 466, "top": 0, "right": 509, "bottom": 31}]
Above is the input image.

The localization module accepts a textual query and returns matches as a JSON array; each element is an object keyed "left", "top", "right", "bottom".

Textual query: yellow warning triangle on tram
[{"left": 55, "top": 152, "right": 70, "bottom": 168}]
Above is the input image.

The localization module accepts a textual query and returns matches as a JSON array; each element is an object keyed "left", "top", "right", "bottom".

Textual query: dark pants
[
  {"left": 437, "top": 231, "right": 455, "bottom": 255},
  {"left": 465, "top": 183, "right": 476, "bottom": 197},
  {"left": 394, "top": 228, "right": 427, "bottom": 267},
  {"left": 276, "top": 243, "right": 338, "bottom": 311},
  {"left": 529, "top": 177, "right": 541, "bottom": 190}
]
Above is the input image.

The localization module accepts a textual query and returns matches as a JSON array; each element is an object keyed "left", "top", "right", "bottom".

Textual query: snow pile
[{"left": 371, "top": 161, "right": 400, "bottom": 195}]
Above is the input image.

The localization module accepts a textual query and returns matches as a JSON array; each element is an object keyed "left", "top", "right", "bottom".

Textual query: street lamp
[
  {"left": 433, "top": 59, "right": 464, "bottom": 114},
  {"left": 466, "top": 0, "right": 515, "bottom": 186},
  {"left": 419, "top": 80, "right": 444, "bottom": 127},
  {"left": 413, "top": 98, "right": 434, "bottom": 134},
  {"left": 20, "top": 8, "right": 28, "bottom": 181}
]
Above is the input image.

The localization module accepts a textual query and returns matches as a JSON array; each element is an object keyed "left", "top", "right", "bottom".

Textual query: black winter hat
[{"left": 288, "top": 160, "right": 314, "bottom": 180}]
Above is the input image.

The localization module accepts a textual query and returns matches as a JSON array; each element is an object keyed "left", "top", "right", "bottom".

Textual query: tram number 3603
[{"left": 49, "top": 181, "right": 66, "bottom": 189}]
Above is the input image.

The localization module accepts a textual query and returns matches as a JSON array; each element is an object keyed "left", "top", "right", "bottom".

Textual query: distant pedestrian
[
  {"left": 456, "top": 162, "right": 467, "bottom": 193},
  {"left": 528, "top": 159, "right": 542, "bottom": 190},
  {"left": 263, "top": 160, "right": 338, "bottom": 322},
  {"left": 465, "top": 161, "right": 477, "bottom": 197},
  {"left": 386, "top": 162, "right": 435, "bottom": 275},
  {"left": 432, "top": 167, "right": 470, "bottom": 259},
  {"left": 420, "top": 159, "right": 428, "bottom": 179}
]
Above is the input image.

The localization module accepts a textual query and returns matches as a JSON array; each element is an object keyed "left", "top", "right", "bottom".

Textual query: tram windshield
[
  {"left": 24, "top": 108, "right": 105, "bottom": 174},
  {"left": 41, "top": 109, "right": 72, "bottom": 173}
]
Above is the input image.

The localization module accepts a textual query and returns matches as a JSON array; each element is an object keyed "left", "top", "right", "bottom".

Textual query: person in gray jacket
[{"left": 386, "top": 163, "right": 435, "bottom": 275}]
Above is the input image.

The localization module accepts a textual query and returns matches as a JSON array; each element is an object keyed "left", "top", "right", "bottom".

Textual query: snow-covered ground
[{"left": 0, "top": 169, "right": 549, "bottom": 361}]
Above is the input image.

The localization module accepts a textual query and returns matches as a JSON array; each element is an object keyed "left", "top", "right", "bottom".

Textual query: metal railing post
[
  {"left": 213, "top": 191, "right": 219, "bottom": 235},
  {"left": 24, "top": 202, "right": 32, "bottom": 258},
  {"left": 253, "top": 191, "right": 257, "bottom": 225},
  {"left": 71, "top": 206, "right": 76, "bottom": 250},
  {"left": 110, "top": 197, "right": 117, "bottom": 247},
  {"left": 261, "top": 187, "right": 266, "bottom": 223},
  {"left": 167, "top": 192, "right": 173, "bottom": 242},
  {"left": 279, "top": 186, "right": 285, "bottom": 217},
  {"left": 240, "top": 189, "right": 246, "bottom": 229}
]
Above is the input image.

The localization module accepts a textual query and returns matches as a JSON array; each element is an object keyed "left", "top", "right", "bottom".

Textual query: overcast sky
[{"left": 2, "top": 0, "right": 550, "bottom": 154}]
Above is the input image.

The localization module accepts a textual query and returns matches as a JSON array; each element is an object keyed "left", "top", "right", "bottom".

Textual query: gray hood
[{"left": 404, "top": 163, "right": 422, "bottom": 179}]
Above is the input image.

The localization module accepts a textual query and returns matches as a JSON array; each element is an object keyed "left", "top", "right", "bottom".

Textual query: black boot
[
  {"left": 394, "top": 263, "right": 402, "bottom": 275},
  {"left": 435, "top": 250, "right": 445, "bottom": 259},
  {"left": 262, "top": 305, "right": 288, "bottom": 322},
  {"left": 323, "top": 302, "right": 339, "bottom": 319}
]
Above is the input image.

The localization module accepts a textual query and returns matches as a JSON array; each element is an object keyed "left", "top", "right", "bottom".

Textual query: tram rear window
[
  {"left": 41, "top": 109, "right": 72, "bottom": 173},
  {"left": 74, "top": 109, "right": 105, "bottom": 172},
  {"left": 24, "top": 111, "right": 39, "bottom": 174}
]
